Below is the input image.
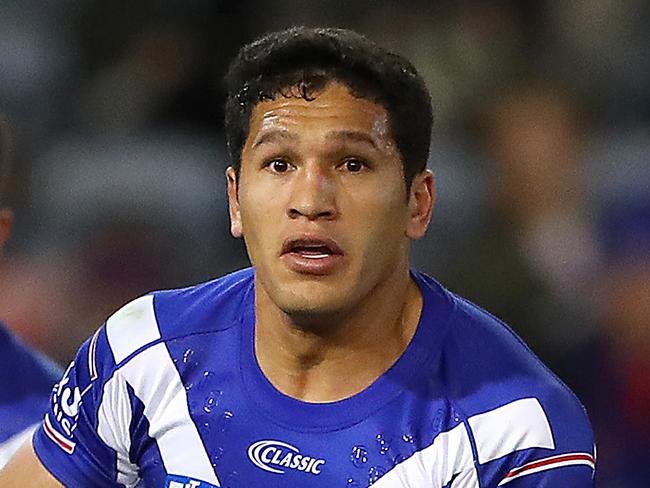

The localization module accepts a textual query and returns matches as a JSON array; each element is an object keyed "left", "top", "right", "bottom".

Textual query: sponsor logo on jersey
[
  {"left": 247, "top": 439, "right": 326, "bottom": 475},
  {"left": 44, "top": 361, "right": 83, "bottom": 453},
  {"left": 44, "top": 360, "right": 95, "bottom": 454},
  {"left": 165, "top": 475, "right": 219, "bottom": 488}
]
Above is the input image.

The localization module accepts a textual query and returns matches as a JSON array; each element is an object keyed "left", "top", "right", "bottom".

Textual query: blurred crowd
[{"left": 0, "top": 0, "right": 648, "bottom": 485}]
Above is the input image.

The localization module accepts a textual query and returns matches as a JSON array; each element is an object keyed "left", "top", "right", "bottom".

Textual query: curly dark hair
[
  {"left": 0, "top": 119, "right": 11, "bottom": 207},
  {"left": 224, "top": 26, "right": 433, "bottom": 191}
]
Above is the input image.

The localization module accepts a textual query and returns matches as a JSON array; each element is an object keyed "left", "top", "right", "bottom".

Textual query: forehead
[{"left": 245, "top": 82, "right": 394, "bottom": 147}]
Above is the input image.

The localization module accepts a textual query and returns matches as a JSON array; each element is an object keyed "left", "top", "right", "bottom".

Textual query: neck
[{"left": 254, "top": 269, "right": 422, "bottom": 403}]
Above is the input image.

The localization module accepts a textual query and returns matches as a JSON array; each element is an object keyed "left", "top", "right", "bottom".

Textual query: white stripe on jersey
[
  {"left": 120, "top": 342, "right": 221, "bottom": 486},
  {"left": 106, "top": 295, "right": 161, "bottom": 364},
  {"left": 372, "top": 423, "right": 479, "bottom": 488},
  {"left": 468, "top": 397, "right": 554, "bottom": 464},
  {"left": 88, "top": 328, "right": 101, "bottom": 380},
  {"left": 97, "top": 371, "right": 139, "bottom": 487},
  {"left": 368, "top": 398, "right": 558, "bottom": 487}
]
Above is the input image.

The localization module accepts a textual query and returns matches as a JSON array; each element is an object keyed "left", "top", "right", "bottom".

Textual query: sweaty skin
[{"left": 227, "top": 81, "right": 435, "bottom": 402}]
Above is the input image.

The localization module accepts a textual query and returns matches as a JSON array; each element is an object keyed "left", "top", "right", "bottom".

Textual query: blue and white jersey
[
  {"left": 33, "top": 268, "right": 595, "bottom": 487},
  {"left": 0, "top": 321, "right": 61, "bottom": 467}
]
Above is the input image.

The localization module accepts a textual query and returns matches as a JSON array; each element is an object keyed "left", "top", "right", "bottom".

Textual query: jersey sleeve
[
  {"left": 446, "top": 296, "right": 597, "bottom": 487},
  {"left": 32, "top": 324, "right": 137, "bottom": 487},
  {"left": 466, "top": 390, "right": 596, "bottom": 487}
]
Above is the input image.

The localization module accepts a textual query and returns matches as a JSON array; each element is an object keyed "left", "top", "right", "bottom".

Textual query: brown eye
[
  {"left": 343, "top": 159, "right": 365, "bottom": 173},
  {"left": 267, "top": 159, "right": 291, "bottom": 173}
]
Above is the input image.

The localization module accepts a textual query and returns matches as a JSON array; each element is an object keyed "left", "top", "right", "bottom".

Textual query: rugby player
[
  {"left": 0, "top": 120, "right": 61, "bottom": 467},
  {"left": 1, "top": 27, "right": 595, "bottom": 487}
]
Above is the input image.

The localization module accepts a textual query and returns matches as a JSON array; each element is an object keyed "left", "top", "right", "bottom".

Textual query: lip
[
  {"left": 281, "top": 236, "right": 344, "bottom": 256},
  {"left": 280, "top": 235, "right": 344, "bottom": 275}
]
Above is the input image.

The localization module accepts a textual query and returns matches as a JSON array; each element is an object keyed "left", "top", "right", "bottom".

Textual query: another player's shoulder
[
  {"left": 0, "top": 322, "right": 61, "bottom": 460},
  {"left": 0, "top": 321, "right": 61, "bottom": 392}
]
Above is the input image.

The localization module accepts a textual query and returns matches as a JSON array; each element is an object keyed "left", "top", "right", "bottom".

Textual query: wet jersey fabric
[
  {"left": 0, "top": 321, "right": 61, "bottom": 466},
  {"left": 33, "top": 268, "right": 595, "bottom": 487}
]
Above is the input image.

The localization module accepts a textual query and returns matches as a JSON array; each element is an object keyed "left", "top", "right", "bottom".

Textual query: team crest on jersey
[
  {"left": 165, "top": 475, "right": 219, "bottom": 488},
  {"left": 248, "top": 439, "right": 326, "bottom": 475}
]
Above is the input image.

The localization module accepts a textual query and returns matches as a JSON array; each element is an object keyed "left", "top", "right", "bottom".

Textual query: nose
[{"left": 287, "top": 163, "right": 337, "bottom": 221}]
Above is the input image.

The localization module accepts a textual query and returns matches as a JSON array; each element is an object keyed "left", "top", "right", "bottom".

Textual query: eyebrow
[
  {"left": 325, "top": 130, "right": 379, "bottom": 150},
  {"left": 250, "top": 128, "right": 380, "bottom": 150},
  {"left": 251, "top": 130, "right": 297, "bottom": 149}
]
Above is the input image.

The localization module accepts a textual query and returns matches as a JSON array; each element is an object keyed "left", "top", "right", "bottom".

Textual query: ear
[
  {"left": 226, "top": 167, "right": 243, "bottom": 238},
  {"left": 0, "top": 208, "right": 13, "bottom": 249},
  {"left": 405, "top": 170, "right": 435, "bottom": 240}
]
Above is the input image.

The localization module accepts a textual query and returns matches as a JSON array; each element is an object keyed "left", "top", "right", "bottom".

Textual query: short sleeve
[
  {"left": 32, "top": 325, "right": 136, "bottom": 487},
  {"left": 468, "top": 391, "right": 596, "bottom": 487}
]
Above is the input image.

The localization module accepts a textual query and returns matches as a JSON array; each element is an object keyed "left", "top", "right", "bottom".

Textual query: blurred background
[{"left": 0, "top": 0, "right": 647, "bottom": 485}]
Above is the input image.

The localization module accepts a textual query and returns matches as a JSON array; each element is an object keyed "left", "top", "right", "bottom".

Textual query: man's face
[{"left": 227, "top": 81, "right": 433, "bottom": 318}]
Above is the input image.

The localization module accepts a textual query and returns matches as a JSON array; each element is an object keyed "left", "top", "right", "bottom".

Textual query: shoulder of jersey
[
  {"left": 102, "top": 267, "right": 254, "bottom": 367},
  {"left": 428, "top": 288, "right": 595, "bottom": 475},
  {"left": 440, "top": 290, "right": 591, "bottom": 427}
]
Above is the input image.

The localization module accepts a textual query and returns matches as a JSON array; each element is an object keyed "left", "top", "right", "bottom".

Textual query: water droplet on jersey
[
  {"left": 346, "top": 478, "right": 361, "bottom": 487},
  {"left": 211, "top": 446, "right": 224, "bottom": 467},
  {"left": 218, "top": 410, "right": 234, "bottom": 432},
  {"left": 203, "top": 390, "right": 223, "bottom": 413},
  {"left": 391, "top": 453, "right": 407, "bottom": 467},
  {"left": 368, "top": 465, "right": 387, "bottom": 484},
  {"left": 451, "top": 405, "right": 462, "bottom": 423},
  {"left": 196, "top": 370, "right": 214, "bottom": 387},
  {"left": 375, "top": 434, "right": 391, "bottom": 455},
  {"left": 401, "top": 433, "right": 414, "bottom": 444},
  {"left": 350, "top": 445, "right": 368, "bottom": 468},
  {"left": 401, "top": 430, "right": 417, "bottom": 455},
  {"left": 183, "top": 348, "right": 194, "bottom": 364}
]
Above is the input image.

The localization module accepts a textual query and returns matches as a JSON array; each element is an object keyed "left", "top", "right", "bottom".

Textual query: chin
[{"left": 274, "top": 287, "right": 351, "bottom": 323}]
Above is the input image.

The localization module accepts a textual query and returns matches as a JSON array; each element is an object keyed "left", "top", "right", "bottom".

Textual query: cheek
[
  {"left": 238, "top": 190, "right": 281, "bottom": 252},
  {"left": 350, "top": 195, "right": 409, "bottom": 248},
  {"left": 238, "top": 183, "right": 271, "bottom": 225}
]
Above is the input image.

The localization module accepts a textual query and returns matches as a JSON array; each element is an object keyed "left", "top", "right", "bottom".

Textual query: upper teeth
[
  {"left": 302, "top": 252, "right": 329, "bottom": 259},
  {"left": 297, "top": 245, "right": 328, "bottom": 252}
]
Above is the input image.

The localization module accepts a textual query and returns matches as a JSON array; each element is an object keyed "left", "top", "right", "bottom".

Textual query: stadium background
[{"left": 0, "top": 1, "right": 648, "bottom": 485}]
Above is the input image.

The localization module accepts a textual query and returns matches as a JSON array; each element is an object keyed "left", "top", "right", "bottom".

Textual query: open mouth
[
  {"left": 291, "top": 245, "right": 333, "bottom": 259},
  {"left": 282, "top": 237, "right": 344, "bottom": 259},
  {"left": 280, "top": 236, "right": 344, "bottom": 274}
]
